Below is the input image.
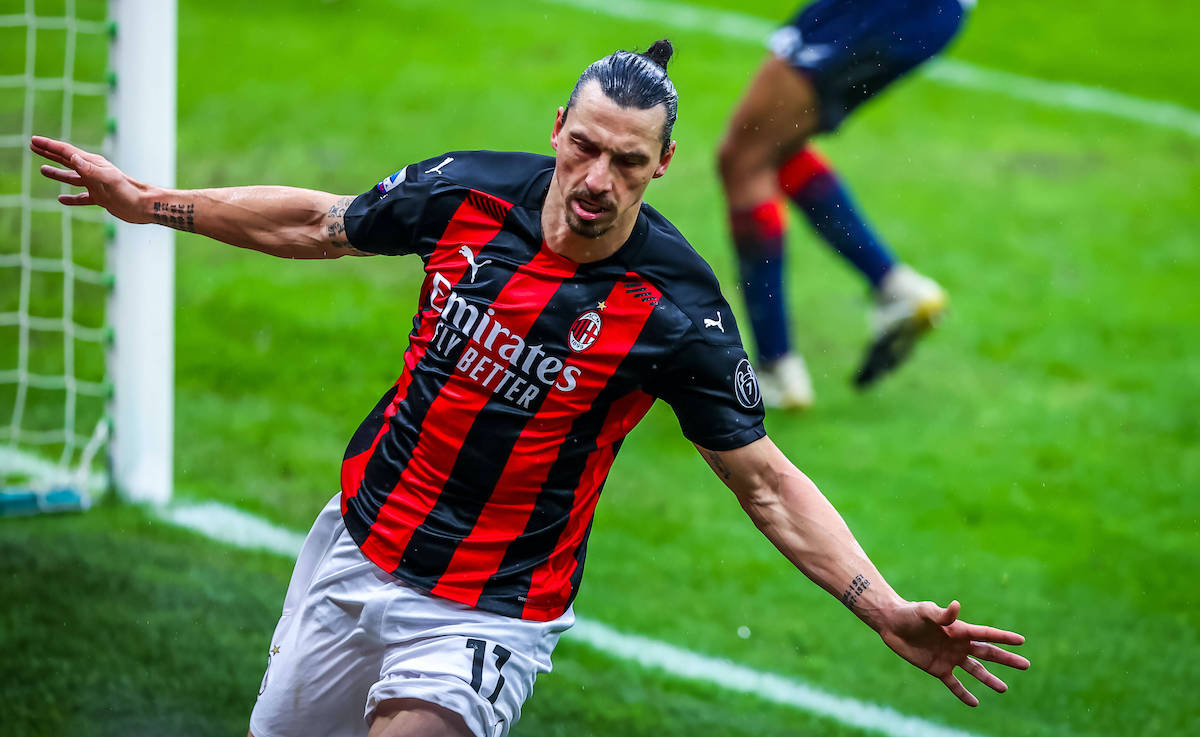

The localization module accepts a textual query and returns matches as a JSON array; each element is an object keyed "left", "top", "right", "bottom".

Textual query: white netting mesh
[{"left": 1, "top": 0, "right": 110, "bottom": 491}]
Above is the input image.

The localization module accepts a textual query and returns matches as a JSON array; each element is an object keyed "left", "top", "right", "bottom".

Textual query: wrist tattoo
[
  {"left": 840, "top": 574, "right": 870, "bottom": 610},
  {"left": 152, "top": 201, "right": 195, "bottom": 232}
]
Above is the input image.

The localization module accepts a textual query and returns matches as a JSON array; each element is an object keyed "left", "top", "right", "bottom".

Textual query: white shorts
[{"left": 249, "top": 494, "right": 574, "bottom": 737}]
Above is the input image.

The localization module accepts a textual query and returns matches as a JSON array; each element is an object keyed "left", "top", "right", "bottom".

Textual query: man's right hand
[
  {"left": 31, "top": 135, "right": 151, "bottom": 224},
  {"left": 30, "top": 135, "right": 363, "bottom": 259}
]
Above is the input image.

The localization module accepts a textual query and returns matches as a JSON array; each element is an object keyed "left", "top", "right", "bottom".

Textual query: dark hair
[{"left": 564, "top": 39, "right": 678, "bottom": 156}]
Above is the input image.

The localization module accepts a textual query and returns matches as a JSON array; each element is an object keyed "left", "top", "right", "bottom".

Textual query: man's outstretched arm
[
  {"left": 696, "top": 436, "right": 1030, "bottom": 707},
  {"left": 31, "top": 135, "right": 368, "bottom": 259}
]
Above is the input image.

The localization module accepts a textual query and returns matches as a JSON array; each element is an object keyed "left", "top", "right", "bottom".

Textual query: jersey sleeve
[
  {"left": 648, "top": 322, "right": 767, "bottom": 451},
  {"left": 343, "top": 157, "right": 441, "bottom": 256}
]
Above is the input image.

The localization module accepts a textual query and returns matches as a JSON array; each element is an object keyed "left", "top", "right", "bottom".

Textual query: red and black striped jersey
[{"left": 340, "top": 150, "right": 765, "bottom": 621}]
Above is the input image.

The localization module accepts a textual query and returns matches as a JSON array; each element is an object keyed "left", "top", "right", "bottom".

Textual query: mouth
[{"left": 570, "top": 195, "right": 612, "bottom": 222}]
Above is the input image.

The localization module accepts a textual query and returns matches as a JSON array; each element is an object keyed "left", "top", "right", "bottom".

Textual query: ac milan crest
[{"left": 569, "top": 310, "right": 603, "bottom": 353}]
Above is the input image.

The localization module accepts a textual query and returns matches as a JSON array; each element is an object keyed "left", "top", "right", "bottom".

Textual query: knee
[{"left": 716, "top": 131, "right": 749, "bottom": 188}]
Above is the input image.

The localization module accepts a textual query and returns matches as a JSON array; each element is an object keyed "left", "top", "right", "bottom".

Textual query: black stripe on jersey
[
  {"left": 394, "top": 275, "right": 623, "bottom": 590},
  {"left": 477, "top": 348, "right": 646, "bottom": 616},
  {"left": 343, "top": 383, "right": 401, "bottom": 461},
  {"left": 342, "top": 383, "right": 401, "bottom": 543},
  {"left": 567, "top": 504, "right": 600, "bottom": 602}
]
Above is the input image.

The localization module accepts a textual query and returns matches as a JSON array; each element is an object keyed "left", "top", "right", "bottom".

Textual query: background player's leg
[
  {"left": 368, "top": 699, "right": 475, "bottom": 737},
  {"left": 718, "top": 55, "right": 821, "bottom": 409},
  {"left": 776, "top": 145, "right": 951, "bottom": 389},
  {"left": 778, "top": 146, "right": 896, "bottom": 288}
]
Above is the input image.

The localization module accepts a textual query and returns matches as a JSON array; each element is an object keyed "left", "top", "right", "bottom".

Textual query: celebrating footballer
[{"left": 32, "top": 39, "right": 1027, "bottom": 737}]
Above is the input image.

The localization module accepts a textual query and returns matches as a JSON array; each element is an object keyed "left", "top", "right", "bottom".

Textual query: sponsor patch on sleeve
[{"left": 375, "top": 167, "right": 407, "bottom": 196}]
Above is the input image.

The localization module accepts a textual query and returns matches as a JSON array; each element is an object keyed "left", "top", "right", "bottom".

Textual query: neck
[{"left": 542, "top": 175, "right": 639, "bottom": 263}]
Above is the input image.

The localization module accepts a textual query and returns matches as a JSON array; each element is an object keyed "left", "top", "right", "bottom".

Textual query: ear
[
  {"left": 651, "top": 140, "right": 676, "bottom": 179},
  {"left": 551, "top": 106, "right": 566, "bottom": 152}
]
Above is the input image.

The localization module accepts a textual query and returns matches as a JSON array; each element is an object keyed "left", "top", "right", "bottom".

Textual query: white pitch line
[
  {"left": 157, "top": 500, "right": 990, "bottom": 737},
  {"left": 156, "top": 501, "right": 307, "bottom": 557},
  {"left": 538, "top": 0, "right": 1200, "bottom": 138},
  {"left": 571, "top": 619, "right": 986, "bottom": 737}
]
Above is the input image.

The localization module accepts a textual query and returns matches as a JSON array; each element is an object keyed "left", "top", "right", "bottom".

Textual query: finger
[
  {"left": 31, "top": 141, "right": 71, "bottom": 167},
  {"left": 40, "top": 165, "right": 84, "bottom": 186},
  {"left": 68, "top": 154, "right": 96, "bottom": 175},
  {"left": 920, "top": 599, "right": 959, "bottom": 626},
  {"left": 961, "top": 656, "right": 1008, "bottom": 694},
  {"left": 941, "top": 673, "right": 979, "bottom": 707},
  {"left": 942, "top": 599, "right": 961, "bottom": 624},
  {"left": 30, "top": 135, "right": 82, "bottom": 166},
  {"left": 58, "top": 192, "right": 95, "bottom": 206},
  {"left": 970, "top": 641, "right": 1030, "bottom": 670},
  {"left": 955, "top": 621, "right": 1026, "bottom": 646}
]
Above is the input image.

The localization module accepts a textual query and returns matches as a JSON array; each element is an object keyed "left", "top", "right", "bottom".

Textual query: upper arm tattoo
[
  {"left": 325, "top": 195, "right": 353, "bottom": 246},
  {"left": 322, "top": 195, "right": 372, "bottom": 257},
  {"left": 701, "top": 448, "right": 733, "bottom": 481}
]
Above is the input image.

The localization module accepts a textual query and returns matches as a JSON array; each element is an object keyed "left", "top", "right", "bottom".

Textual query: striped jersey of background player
[
  {"left": 31, "top": 38, "right": 1027, "bottom": 737},
  {"left": 719, "top": 0, "right": 973, "bottom": 408}
]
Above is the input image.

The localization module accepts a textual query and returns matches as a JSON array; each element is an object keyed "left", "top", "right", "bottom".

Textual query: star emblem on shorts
[
  {"left": 271, "top": 646, "right": 281, "bottom": 655},
  {"left": 596, "top": 300, "right": 607, "bottom": 311}
]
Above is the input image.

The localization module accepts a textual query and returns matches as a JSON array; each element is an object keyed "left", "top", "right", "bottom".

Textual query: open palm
[{"left": 879, "top": 599, "right": 1029, "bottom": 706}]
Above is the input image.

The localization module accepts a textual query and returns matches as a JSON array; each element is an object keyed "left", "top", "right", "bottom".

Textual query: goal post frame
[{"left": 107, "top": 0, "right": 176, "bottom": 505}]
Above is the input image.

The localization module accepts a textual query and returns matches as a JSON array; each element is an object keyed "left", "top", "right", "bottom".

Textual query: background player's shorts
[
  {"left": 769, "top": 0, "right": 968, "bottom": 132},
  {"left": 249, "top": 495, "right": 574, "bottom": 737}
]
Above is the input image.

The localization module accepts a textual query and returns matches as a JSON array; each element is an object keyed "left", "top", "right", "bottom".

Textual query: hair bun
[{"left": 643, "top": 39, "right": 674, "bottom": 70}]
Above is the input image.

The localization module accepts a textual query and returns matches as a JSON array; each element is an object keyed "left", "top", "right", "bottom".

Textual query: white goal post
[
  {"left": 0, "top": 0, "right": 175, "bottom": 508},
  {"left": 107, "top": 0, "right": 176, "bottom": 505}
]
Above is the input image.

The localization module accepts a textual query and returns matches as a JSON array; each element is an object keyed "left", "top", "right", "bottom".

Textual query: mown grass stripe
[{"left": 157, "top": 500, "right": 991, "bottom": 737}]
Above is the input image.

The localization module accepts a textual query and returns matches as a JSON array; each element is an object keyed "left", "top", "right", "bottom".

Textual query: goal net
[{"left": 1, "top": 0, "right": 175, "bottom": 511}]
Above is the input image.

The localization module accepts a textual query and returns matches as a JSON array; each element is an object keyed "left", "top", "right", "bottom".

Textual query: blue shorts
[{"left": 769, "top": 0, "right": 968, "bottom": 132}]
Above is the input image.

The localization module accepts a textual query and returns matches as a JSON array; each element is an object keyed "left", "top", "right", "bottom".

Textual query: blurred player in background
[
  {"left": 719, "top": 0, "right": 972, "bottom": 408},
  {"left": 33, "top": 36, "right": 1025, "bottom": 737}
]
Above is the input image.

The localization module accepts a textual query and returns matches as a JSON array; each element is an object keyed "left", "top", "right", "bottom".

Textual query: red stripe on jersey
[
  {"left": 520, "top": 389, "right": 656, "bottom": 620},
  {"left": 360, "top": 242, "right": 576, "bottom": 573},
  {"left": 778, "top": 145, "right": 832, "bottom": 196},
  {"left": 430, "top": 275, "right": 661, "bottom": 609},
  {"left": 340, "top": 190, "right": 512, "bottom": 516}
]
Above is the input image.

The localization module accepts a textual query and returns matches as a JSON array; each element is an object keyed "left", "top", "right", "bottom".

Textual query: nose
[{"left": 583, "top": 155, "right": 613, "bottom": 197}]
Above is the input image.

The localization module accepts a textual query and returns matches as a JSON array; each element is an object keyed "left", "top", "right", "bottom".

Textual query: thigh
[
  {"left": 719, "top": 54, "right": 822, "bottom": 207},
  {"left": 367, "top": 698, "right": 474, "bottom": 737},
  {"left": 250, "top": 496, "right": 384, "bottom": 737},
  {"left": 367, "top": 586, "right": 574, "bottom": 737},
  {"left": 771, "top": 0, "right": 967, "bottom": 131}
]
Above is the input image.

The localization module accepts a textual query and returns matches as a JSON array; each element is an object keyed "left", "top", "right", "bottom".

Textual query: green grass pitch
[{"left": 2, "top": 0, "right": 1199, "bottom": 735}]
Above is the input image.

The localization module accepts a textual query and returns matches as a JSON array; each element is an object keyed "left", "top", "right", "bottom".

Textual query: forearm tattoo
[
  {"left": 702, "top": 449, "right": 732, "bottom": 480},
  {"left": 325, "top": 196, "right": 352, "bottom": 246},
  {"left": 840, "top": 574, "right": 871, "bottom": 610},
  {"left": 152, "top": 201, "right": 195, "bottom": 232}
]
